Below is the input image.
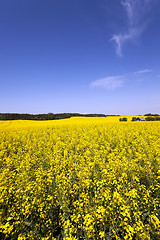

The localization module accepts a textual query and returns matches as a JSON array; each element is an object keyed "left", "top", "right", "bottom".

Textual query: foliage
[
  {"left": 144, "top": 113, "right": 159, "bottom": 116},
  {"left": 145, "top": 116, "right": 160, "bottom": 121},
  {"left": 119, "top": 117, "right": 128, "bottom": 121},
  {"left": 132, "top": 117, "right": 137, "bottom": 121},
  {"left": 0, "top": 117, "right": 160, "bottom": 239},
  {"left": 0, "top": 113, "right": 107, "bottom": 121}
]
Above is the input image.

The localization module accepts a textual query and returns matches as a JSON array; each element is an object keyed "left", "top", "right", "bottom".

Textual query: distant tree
[
  {"left": 123, "top": 117, "right": 127, "bottom": 121},
  {"left": 145, "top": 116, "right": 160, "bottom": 121},
  {"left": 119, "top": 117, "right": 127, "bottom": 122},
  {"left": 144, "top": 113, "right": 159, "bottom": 116},
  {"left": 132, "top": 117, "right": 137, "bottom": 121}
]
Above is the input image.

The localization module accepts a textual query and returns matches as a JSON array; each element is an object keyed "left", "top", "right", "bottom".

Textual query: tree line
[
  {"left": 0, "top": 113, "right": 108, "bottom": 121},
  {"left": 144, "top": 113, "right": 160, "bottom": 116},
  {"left": 1, "top": 113, "right": 159, "bottom": 121},
  {"left": 145, "top": 116, "right": 160, "bottom": 121},
  {"left": 119, "top": 116, "right": 160, "bottom": 122}
]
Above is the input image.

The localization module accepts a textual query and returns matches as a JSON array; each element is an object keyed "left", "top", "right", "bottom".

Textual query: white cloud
[
  {"left": 111, "top": 28, "right": 142, "bottom": 57},
  {"left": 90, "top": 76, "right": 124, "bottom": 90},
  {"left": 90, "top": 69, "right": 153, "bottom": 90},
  {"left": 134, "top": 69, "right": 153, "bottom": 74},
  {"left": 111, "top": 0, "right": 152, "bottom": 57},
  {"left": 111, "top": 34, "right": 128, "bottom": 58},
  {"left": 121, "top": 0, "right": 135, "bottom": 22}
]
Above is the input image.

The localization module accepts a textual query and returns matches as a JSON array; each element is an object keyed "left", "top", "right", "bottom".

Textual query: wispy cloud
[
  {"left": 121, "top": 0, "right": 135, "bottom": 22},
  {"left": 90, "top": 76, "right": 124, "bottom": 90},
  {"left": 111, "top": 27, "right": 143, "bottom": 57},
  {"left": 90, "top": 68, "right": 153, "bottom": 90},
  {"left": 111, "top": 0, "right": 152, "bottom": 57},
  {"left": 134, "top": 69, "right": 153, "bottom": 74}
]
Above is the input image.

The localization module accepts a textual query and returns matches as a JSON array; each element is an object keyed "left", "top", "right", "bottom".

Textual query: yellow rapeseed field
[{"left": 0, "top": 117, "right": 160, "bottom": 239}]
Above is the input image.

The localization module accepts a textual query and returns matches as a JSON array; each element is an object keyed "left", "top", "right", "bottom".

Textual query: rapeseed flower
[{"left": 0, "top": 117, "right": 160, "bottom": 239}]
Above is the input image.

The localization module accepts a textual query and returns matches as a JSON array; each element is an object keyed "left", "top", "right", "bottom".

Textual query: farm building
[{"left": 136, "top": 117, "right": 146, "bottom": 121}]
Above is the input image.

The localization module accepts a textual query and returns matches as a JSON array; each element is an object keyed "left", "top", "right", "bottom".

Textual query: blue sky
[{"left": 0, "top": 0, "right": 160, "bottom": 115}]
